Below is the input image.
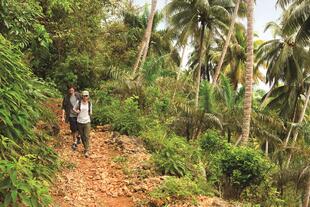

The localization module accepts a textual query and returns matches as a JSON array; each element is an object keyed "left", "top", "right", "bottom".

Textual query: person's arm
[
  {"left": 90, "top": 102, "right": 92, "bottom": 115},
  {"left": 61, "top": 98, "right": 66, "bottom": 122},
  {"left": 61, "top": 110, "right": 65, "bottom": 122},
  {"left": 73, "top": 101, "right": 80, "bottom": 114}
]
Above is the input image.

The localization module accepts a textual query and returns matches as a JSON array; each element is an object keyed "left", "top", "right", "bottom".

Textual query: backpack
[{"left": 78, "top": 100, "right": 92, "bottom": 115}]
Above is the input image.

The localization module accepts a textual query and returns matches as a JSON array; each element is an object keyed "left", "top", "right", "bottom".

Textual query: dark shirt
[{"left": 62, "top": 92, "right": 81, "bottom": 122}]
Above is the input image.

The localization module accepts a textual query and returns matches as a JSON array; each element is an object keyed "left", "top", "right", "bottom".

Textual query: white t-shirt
[{"left": 76, "top": 101, "right": 92, "bottom": 124}]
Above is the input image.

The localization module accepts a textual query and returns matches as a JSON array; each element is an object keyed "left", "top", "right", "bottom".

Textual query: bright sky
[{"left": 133, "top": 0, "right": 282, "bottom": 40}]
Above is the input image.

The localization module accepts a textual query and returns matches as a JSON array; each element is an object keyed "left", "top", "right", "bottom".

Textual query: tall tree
[
  {"left": 304, "top": 174, "right": 310, "bottom": 207},
  {"left": 277, "top": 0, "right": 310, "bottom": 44},
  {"left": 286, "top": 86, "right": 310, "bottom": 167},
  {"left": 132, "top": 0, "right": 157, "bottom": 76},
  {"left": 166, "top": 0, "right": 231, "bottom": 108},
  {"left": 241, "top": 0, "right": 254, "bottom": 144},
  {"left": 213, "top": 0, "right": 241, "bottom": 85},
  {"left": 214, "top": 23, "right": 264, "bottom": 90}
]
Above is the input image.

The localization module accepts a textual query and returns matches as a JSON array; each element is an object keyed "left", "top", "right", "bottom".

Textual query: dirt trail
[
  {"left": 51, "top": 128, "right": 135, "bottom": 207},
  {"left": 48, "top": 100, "right": 238, "bottom": 207},
  {"left": 49, "top": 100, "right": 142, "bottom": 207}
]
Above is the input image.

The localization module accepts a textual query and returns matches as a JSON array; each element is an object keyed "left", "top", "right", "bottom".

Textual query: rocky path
[
  {"left": 48, "top": 100, "right": 154, "bottom": 207},
  {"left": 48, "top": 100, "right": 238, "bottom": 207},
  {"left": 51, "top": 128, "right": 136, "bottom": 207}
]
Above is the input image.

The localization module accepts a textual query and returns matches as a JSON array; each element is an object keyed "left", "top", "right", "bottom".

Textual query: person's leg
[
  {"left": 79, "top": 123, "right": 87, "bottom": 150},
  {"left": 69, "top": 117, "right": 78, "bottom": 150},
  {"left": 77, "top": 123, "right": 85, "bottom": 151},
  {"left": 72, "top": 117, "right": 78, "bottom": 143},
  {"left": 84, "top": 123, "right": 91, "bottom": 154},
  {"left": 77, "top": 133, "right": 81, "bottom": 144},
  {"left": 73, "top": 117, "right": 81, "bottom": 144}
]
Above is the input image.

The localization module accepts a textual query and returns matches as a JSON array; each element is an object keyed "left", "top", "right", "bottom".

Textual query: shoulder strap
[
  {"left": 78, "top": 101, "right": 91, "bottom": 116},
  {"left": 88, "top": 101, "right": 91, "bottom": 115}
]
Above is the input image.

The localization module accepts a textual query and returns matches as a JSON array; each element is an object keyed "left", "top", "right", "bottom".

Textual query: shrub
[
  {"left": 0, "top": 36, "right": 59, "bottom": 206},
  {"left": 0, "top": 157, "right": 52, "bottom": 206},
  {"left": 199, "top": 130, "right": 230, "bottom": 154},
  {"left": 140, "top": 124, "right": 168, "bottom": 153},
  {"left": 92, "top": 92, "right": 120, "bottom": 125},
  {"left": 93, "top": 94, "right": 144, "bottom": 135},
  {"left": 148, "top": 132, "right": 204, "bottom": 177},
  {"left": 112, "top": 96, "right": 143, "bottom": 135},
  {"left": 153, "top": 144, "right": 188, "bottom": 177},
  {"left": 150, "top": 176, "right": 211, "bottom": 204},
  {"left": 199, "top": 131, "right": 274, "bottom": 200},
  {"left": 220, "top": 146, "right": 273, "bottom": 199}
]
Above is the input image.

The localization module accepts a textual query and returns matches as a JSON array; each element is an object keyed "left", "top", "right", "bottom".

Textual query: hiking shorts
[{"left": 68, "top": 117, "right": 78, "bottom": 133}]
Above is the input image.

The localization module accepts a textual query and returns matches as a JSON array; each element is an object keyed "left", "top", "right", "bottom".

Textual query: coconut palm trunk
[
  {"left": 284, "top": 107, "right": 297, "bottom": 147},
  {"left": 286, "top": 86, "right": 310, "bottom": 167},
  {"left": 132, "top": 0, "right": 157, "bottom": 76},
  {"left": 195, "top": 22, "right": 206, "bottom": 108},
  {"left": 265, "top": 140, "right": 269, "bottom": 157},
  {"left": 241, "top": 0, "right": 254, "bottom": 144},
  {"left": 303, "top": 174, "right": 310, "bottom": 207},
  {"left": 213, "top": 0, "right": 241, "bottom": 85}
]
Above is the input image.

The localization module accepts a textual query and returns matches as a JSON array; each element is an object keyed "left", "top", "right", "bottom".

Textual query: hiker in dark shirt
[{"left": 61, "top": 85, "right": 81, "bottom": 150}]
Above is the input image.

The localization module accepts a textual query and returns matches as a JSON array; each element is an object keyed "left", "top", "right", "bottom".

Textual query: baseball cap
[{"left": 81, "top": 91, "right": 89, "bottom": 96}]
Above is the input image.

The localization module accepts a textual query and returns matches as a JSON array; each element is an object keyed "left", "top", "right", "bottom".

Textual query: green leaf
[
  {"left": 19, "top": 193, "right": 32, "bottom": 206},
  {"left": 11, "top": 189, "right": 17, "bottom": 203},
  {"left": 10, "top": 171, "right": 17, "bottom": 185}
]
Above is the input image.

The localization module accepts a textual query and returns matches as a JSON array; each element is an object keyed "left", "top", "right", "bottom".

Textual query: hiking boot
[
  {"left": 71, "top": 143, "right": 77, "bottom": 151},
  {"left": 84, "top": 151, "right": 89, "bottom": 158}
]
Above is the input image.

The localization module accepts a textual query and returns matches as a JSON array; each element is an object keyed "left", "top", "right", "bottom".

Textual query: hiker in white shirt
[{"left": 74, "top": 90, "right": 92, "bottom": 158}]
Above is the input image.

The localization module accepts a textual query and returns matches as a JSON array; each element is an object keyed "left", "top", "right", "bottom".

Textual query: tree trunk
[
  {"left": 212, "top": 0, "right": 241, "bottom": 85},
  {"left": 194, "top": 22, "right": 206, "bottom": 109},
  {"left": 241, "top": 0, "right": 254, "bottom": 145},
  {"left": 235, "top": 134, "right": 242, "bottom": 146},
  {"left": 265, "top": 140, "right": 269, "bottom": 157},
  {"left": 227, "top": 128, "right": 231, "bottom": 143},
  {"left": 284, "top": 107, "right": 297, "bottom": 147},
  {"left": 206, "top": 63, "right": 211, "bottom": 82},
  {"left": 286, "top": 87, "right": 310, "bottom": 167},
  {"left": 303, "top": 175, "right": 310, "bottom": 207},
  {"left": 132, "top": 0, "right": 157, "bottom": 76}
]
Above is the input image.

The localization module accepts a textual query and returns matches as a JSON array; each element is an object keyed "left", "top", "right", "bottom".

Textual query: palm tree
[
  {"left": 133, "top": 0, "right": 157, "bottom": 76},
  {"left": 241, "top": 0, "right": 254, "bottom": 144},
  {"left": 304, "top": 173, "right": 310, "bottom": 207},
  {"left": 213, "top": 0, "right": 242, "bottom": 85},
  {"left": 215, "top": 75, "right": 244, "bottom": 142},
  {"left": 256, "top": 21, "right": 309, "bottom": 138},
  {"left": 174, "top": 80, "right": 223, "bottom": 139},
  {"left": 214, "top": 23, "right": 264, "bottom": 90},
  {"left": 166, "top": 0, "right": 231, "bottom": 108},
  {"left": 277, "top": 0, "right": 310, "bottom": 44},
  {"left": 256, "top": 22, "right": 303, "bottom": 91},
  {"left": 286, "top": 86, "right": 310, "bottom": 167}
]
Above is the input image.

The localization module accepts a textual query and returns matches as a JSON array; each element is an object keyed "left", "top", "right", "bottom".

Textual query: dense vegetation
[{"left": 0, "top": 0, "right": 309, "bottom": 206}]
